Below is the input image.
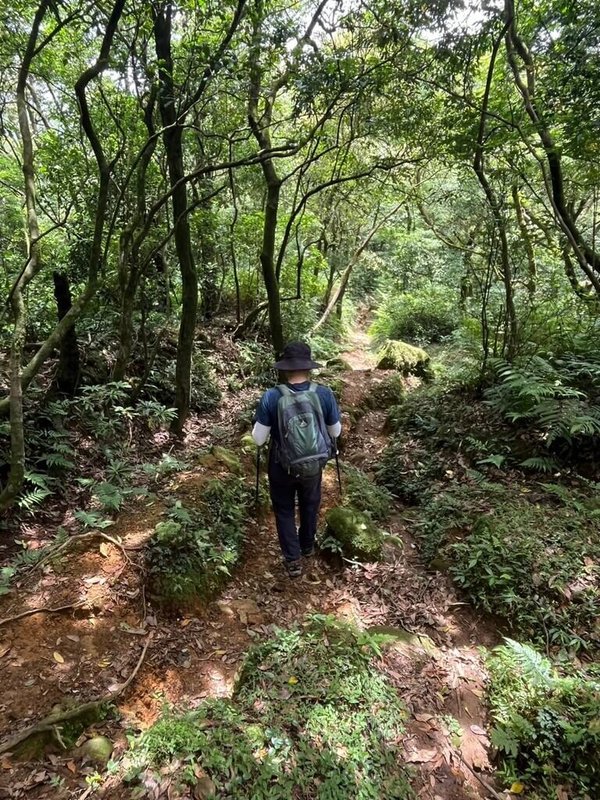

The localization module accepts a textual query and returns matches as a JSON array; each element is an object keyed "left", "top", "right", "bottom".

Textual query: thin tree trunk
[
  {"left": 511, "top": 185, "right": 536, "bottom": 298},
  {"left": 504, "top": 0, "right": 600, "bottom": 295},
  {"left": 0, "top": 1, "right": 49, "bottom": 508},
  {"left": 473, "top": 21, "right": 518, "bottom": 359},
  {"left": 153, "top": 2, "right": 198, "bottom": 433},
  {"left": 312, "top": 204, "right": 402, "bottom": 333},
  {"left": 52, "top": 272, "right": 80, "bottom": 395}
]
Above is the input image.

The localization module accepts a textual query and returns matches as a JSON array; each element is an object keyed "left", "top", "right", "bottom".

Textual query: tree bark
[
  {"left": 51, "top": 272, "right": 80, "bottom": 395},
  {"left": 504, "top": 0, "right": 600, "bottom": 295},
  {"left": 511, "top": 185, "right": 536, "bottom": 298},
  {"left": 153, "top": 2, "right": 198, "bottom": 433},
  {"left": 473, "top": 21, "right": 518, "bottom": 360}
]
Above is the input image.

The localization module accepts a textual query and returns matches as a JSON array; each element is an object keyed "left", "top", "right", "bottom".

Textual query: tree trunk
[
  {"left": 504, "top": 0, "right": 600, "bottom": 295},
  {"left": 260, "top": 179, "right": 284, "bottom": 354},
  {"left": 52, "top": 272, "right": 80, "bottom": 395},
  {"left": 0, "top": 292, "right": 27, "bottom": 510},
  {"left": 312, "top": 204, "right": 402, "bottom": 334},
  {"left": 473, "top": 22, "right": 518, "bottom": 359},
  {"left": 512, "top": 185, "right": 536, "bottom": 298},
  {"left": 153, "top": 2, "right": 198, "bottom": 433}
]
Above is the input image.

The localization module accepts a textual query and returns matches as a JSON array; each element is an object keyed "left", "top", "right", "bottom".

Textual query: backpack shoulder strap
[
  {"left": 308, "top": 382, "right": 318, "bottom": 392},
  {"left": 277, "top": 384, "right": 292, "bottom": 397}
]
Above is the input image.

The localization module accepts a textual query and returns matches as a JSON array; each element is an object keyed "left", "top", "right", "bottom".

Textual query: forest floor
[{"left": 0, "top": 328, "right": 504, "bottom": 800}]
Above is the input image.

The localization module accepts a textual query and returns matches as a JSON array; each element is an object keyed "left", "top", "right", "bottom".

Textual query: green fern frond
[{"left": 501, "top": 638, "right": 554, "bottom": 688}]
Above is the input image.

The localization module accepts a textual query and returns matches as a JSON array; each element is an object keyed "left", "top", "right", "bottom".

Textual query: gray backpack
[{"left": 275, "top": 383, "right": 334, "bottom": 478}]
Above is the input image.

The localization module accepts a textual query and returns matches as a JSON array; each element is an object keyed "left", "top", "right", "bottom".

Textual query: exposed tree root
[
  {"left": 29, "top": 530, "right": 137, "bottom": 574},
  {"left": 0, "top": 600, "right": 87, "bottom": 628}
]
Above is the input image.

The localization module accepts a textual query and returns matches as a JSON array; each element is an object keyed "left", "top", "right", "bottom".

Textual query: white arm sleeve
[
  {"left": 327, "top": 421, "right": 342, "bottom": 439},
  {"left": 251, "top": 422, "right": 271, "bottom": 447}
]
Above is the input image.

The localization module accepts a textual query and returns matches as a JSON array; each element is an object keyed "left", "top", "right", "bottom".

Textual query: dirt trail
[{"left": 0, "top": 327, "right": 499, "bottom": 800}]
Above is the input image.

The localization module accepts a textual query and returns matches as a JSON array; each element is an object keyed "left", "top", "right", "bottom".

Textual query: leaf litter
[{"left": 0, "top": 341, "right": 498, "bottom": 800}]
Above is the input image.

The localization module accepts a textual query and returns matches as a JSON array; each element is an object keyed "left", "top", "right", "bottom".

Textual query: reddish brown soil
[{"left": 0, "top": 337, "right": 500, "bottom": 800}]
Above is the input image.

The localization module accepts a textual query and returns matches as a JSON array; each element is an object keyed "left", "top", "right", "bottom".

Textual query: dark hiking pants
[{"left": 268, "top": 459, "right": 322, "bottom": 562}]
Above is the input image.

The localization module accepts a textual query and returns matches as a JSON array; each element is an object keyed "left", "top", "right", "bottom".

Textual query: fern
[
  {"left": 502, "top": 638, "right": 554, "bottom": 688},
  {"left": 519, "top": 456, "right": 559, "bottom": 472},
  {"left": 490, "top": 725, "right": 520, "bottom": 757},
  {"left": 18, "top": 487, "right": 52, "bottom": 514},
  {"left": 486, "top": 356, "right": 600, "bottom": 450},
  {"left": 74, "top": 509, "right": 114, "bottom": 529},
  {"left": 93, "top": 482, "right": 124, "bottom": 512}
]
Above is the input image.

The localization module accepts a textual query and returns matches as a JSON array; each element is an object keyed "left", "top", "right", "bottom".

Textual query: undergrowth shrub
[
  {"left": 145, "top": 476, "right": 250, "bottom": 608},
  {"left": 235, "top": 340, "right": 274, "bottom": 388},
  {"left": 420, "top": 480, "right": 600, "bottom": 651},
  {"left": 370, "top": 284, "right": 459, "bottom": 345},
  {"left": 487, "top": 638, "right": 600, "bottom": 798},
  {"left": 485, "top": 355, "right": 600, "bottom": 459},
  {"left": 342, "top": 464, "right": 393, "bottom": 521},
  {"left": 142, "top": 353, "right": 221, "bottom": 412},
  {"left": 130, "top": 616, "right": 412, "bottom": 799},
  {"left": 376, "top": 434, "right": 445, "bottom": 504},
  {"left": 361, "top": 373, "right": 405, "bottom": 411}
]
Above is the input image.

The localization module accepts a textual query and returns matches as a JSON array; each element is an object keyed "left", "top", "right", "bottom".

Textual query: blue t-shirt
[{"left": 255, "top": 381, "right": 340, "bottom": 446}]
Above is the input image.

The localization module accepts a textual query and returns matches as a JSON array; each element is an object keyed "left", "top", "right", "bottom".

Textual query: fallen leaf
[
  {"left": 0, "top": 645, "right": 12, "bottom": 659},
  {"left": 66, "top": 760, "right": 77, "bottom": 774},
  {"left": 510, "top": 781, "right": 525, "bottom": 794},
  {"left": 415, "top": 713, "right": 434, "bottom": 723},
  {"left": 470, "top": 725, "right": 487, "bottom": 736},
  {"left": 405, "top": 747, "right": 438, "bottom": 763},
  {"left": 119, "top": 622, "right": 147, "bottom": 636},
  {"left": 288, "top": 676, "right": 298, "bottom": 685},
  {"left": 99, "top": 542, "right": 110, "bottom": 557},
  {"left": 53, "top": 651, "right": 65, "bottom": 664}
]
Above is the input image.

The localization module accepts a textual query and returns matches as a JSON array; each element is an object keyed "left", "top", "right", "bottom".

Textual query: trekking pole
[
  {"left": 255, "top": 447, "right": 261, "bottom": 508},
  {"left": 334, "top": 446, "right": 343, "bottom": 500}
]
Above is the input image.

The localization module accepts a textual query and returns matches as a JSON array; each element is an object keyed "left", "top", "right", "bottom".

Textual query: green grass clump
[
  {"left": 145, "top": 475, "right": 250, "bottom": 608},
  {"left": 323, "top": 506, "right": 386, "bottom": 561},
  {"left": 343, "top": 464, "right": 393, "bottom": 521},
  {"left": 487, "top": 638, "right": 600, "bottom": 798},
  {"left": 419, "top": 481, "right": 600, "bottom": 652},
  {"left": 131, "top": 616, "right": 412, "bottom": 799}
]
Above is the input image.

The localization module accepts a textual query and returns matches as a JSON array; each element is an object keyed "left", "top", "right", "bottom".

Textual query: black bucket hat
[{"left": 274, "top": 341, "right": 322, "bottom": 371}]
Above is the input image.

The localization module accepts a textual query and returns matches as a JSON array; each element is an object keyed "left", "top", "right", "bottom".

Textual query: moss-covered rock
[
  {"left": 342, "top": 464, "right": 393, "bottom": 521},
  {"left": 145, "top": 477, "right": 250, "bottom": 610},
  {"left": 364, "top": 373, "right": 405, "bottom": 411},
  {"left": 78, "top": 735, "right": 113, "bottom": 764},
  {"left": 376, "top": 339, "right": 431, "bottom": 377},
  {"left": 325, "top": 506, "right": 385, "bottom": 561},
  {"left": 325, "top": 355, "right": 353, "bottom": 372},
  {"left": 210, "top": 445, "right": 243, "bottom": 473}
]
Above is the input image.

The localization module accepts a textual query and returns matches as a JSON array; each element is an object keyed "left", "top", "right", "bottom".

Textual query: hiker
[{"left": 252, "top": 341, "right": 342, "bottom": 578}]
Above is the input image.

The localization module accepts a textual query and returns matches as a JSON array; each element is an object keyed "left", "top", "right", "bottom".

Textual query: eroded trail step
[{"left": 0, "top": 333, "right": 499, "bottom": 800}]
